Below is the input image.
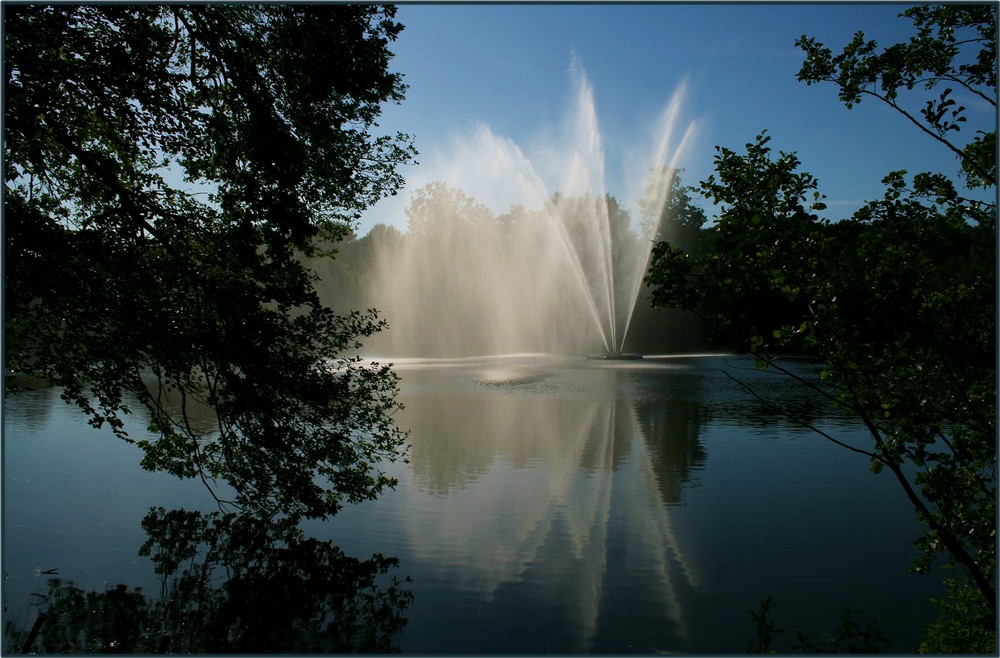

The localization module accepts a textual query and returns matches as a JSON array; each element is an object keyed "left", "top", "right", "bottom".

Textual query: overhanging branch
[{"left": 722, "top": 368, "right": 877, "bottom": 459}]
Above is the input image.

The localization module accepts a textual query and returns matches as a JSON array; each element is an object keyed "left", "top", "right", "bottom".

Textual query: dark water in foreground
[{"left": 3, "top": 355, "right": 942, "bottom": 653}]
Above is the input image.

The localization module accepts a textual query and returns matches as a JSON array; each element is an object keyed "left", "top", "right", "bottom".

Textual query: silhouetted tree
[
  {"left": 646, "top": 5, "right": 995, "bottom": 648},
  {"left": 4, "top": 5, "right": 416, "bottom": 518}
]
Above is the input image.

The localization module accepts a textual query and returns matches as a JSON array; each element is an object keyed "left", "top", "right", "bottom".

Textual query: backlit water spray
[{"left": 359, "top": 61, "right": 697, "bottom": 358}]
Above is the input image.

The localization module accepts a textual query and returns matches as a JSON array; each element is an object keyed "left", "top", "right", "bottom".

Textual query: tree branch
[
  {"left": 857, "top": 87, "right": 996, "bottom": 187},
  {"left": 722, "top": 368, "right": 877, "bottom": 459},
  {"left": 49, "top": 129, "right": 179, "bottom": 251},
  {"left": 845, "top": 385, "right": 996, "bottom": 611}
]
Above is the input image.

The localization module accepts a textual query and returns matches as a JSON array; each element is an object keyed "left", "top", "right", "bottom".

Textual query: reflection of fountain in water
[
  {"left": 364, "top": 62, "right": 697, "bottom": 357},
  {"left": 394, "top": 360, "right": 705, "bottom": 650}
]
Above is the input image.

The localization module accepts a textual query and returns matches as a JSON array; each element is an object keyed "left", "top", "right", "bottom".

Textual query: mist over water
[{"left": 344, "top": 64, "right": 697, "bottom": 357}]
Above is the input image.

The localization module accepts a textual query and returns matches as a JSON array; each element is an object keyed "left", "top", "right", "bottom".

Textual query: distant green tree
[
  {"left": 4, "top": 5, "right": 416, "bottom": 518},
  {"left": 645, "top": 5, "right": 996, "bottom": 646},
  {"left": 639, "top": 167, "right": 707, "bottom": 255}
]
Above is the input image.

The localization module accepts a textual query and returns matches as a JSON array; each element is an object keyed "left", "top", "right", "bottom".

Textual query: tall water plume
[{"left": 344, "top": 64, "right": 697, "bottom": 357}]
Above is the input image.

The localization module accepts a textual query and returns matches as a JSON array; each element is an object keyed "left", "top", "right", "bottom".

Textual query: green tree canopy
[
  {"left": 4, "top": 5, "right": 417, "bottom": 518},
  {"left": 796, "top": 3, "right": 996, "bottom": 188},
  {"left": 645, "top": 5, "right": 996, "bottom": 646}
]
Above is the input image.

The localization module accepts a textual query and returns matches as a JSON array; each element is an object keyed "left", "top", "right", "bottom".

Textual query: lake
[{"left": 2, "top": 354, "right": 943, "bottom": 653}]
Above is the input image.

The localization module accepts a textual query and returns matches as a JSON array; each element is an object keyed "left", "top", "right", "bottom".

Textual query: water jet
[{"left": 356, "top": 61, "right": 697, "bottom": 358}]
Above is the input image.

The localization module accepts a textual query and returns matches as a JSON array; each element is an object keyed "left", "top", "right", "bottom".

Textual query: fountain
[
  {"left": 348, "top": 60, "right": 697, "bottom": 358},
  {"left": 588, "top": 352, "right": 644, "bottom": 361}
]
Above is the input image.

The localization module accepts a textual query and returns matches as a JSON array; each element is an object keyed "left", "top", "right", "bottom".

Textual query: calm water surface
[{"left": 3, "top": 355, "right": 942, "bottom": 652}]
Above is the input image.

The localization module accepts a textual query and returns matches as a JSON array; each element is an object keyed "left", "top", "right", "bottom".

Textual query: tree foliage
[
  {"left": 796, "top": 4, "right": 996, "bottom": 188},
  {"left": 639, "top": 167, "right": 707, "bottom": 255},
  {"left": 4, "top": 5, "right": 416, "bottom": 518},
  {"left": 645, "top": 4, "right": 996, "bottom": 637}
]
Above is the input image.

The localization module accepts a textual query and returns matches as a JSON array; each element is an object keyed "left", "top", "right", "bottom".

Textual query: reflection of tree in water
[
  {"left": 633, "top": 388, "right": 708, "bottom": 506},
  {"left": 709, "top": 358, "right": 847, "bottom": 429},
  {"left": 1, "top": 379, "right": 58, "bottom": 432},
  {"left": 5, "top": 508, "right": 412, "bottom": 653},
  {"left": 403, "top": 389, "right": 639, "bottom": 496},
  {"left": 393, "top": 364, "right": 713, "bottom": 649}
]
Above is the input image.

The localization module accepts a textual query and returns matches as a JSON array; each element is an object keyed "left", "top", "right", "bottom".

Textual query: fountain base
[{"left": 587, "top": 352, "right": 644, "bottom": 361}]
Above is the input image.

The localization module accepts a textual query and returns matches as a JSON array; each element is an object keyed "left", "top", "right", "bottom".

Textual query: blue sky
[{"left": 359, "top": 2, "right": 995, "bottom": 234}]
